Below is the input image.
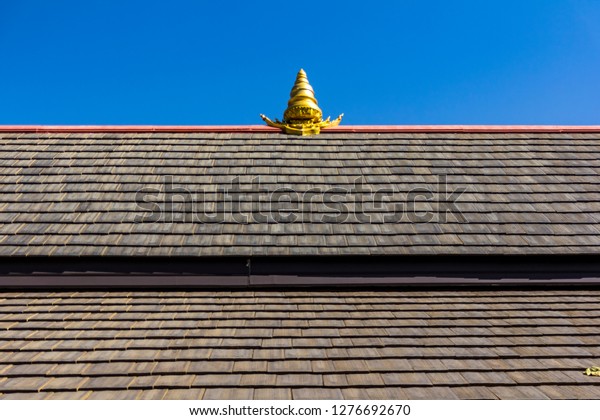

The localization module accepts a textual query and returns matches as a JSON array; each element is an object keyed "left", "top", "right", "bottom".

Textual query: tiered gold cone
[
  {"left": 283, "top": 69, "right": 323, "bottom": 124},
  {"left": 260, "top": 69, "right": 343, "bottom": 136}
]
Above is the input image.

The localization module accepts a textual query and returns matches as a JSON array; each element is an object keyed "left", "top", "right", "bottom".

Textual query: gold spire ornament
[{"left": 261, "top": 69, "right": 343, "bottom": 136}]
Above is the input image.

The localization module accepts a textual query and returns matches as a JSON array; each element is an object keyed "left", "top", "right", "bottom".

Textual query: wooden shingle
[{"left": 1, "top": 131, "right": 600, "bottom": 256}]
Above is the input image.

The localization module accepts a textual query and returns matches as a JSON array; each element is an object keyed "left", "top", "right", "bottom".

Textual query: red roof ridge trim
[{"left": 1, "top": 125, "right": 600, "bottom": 133}]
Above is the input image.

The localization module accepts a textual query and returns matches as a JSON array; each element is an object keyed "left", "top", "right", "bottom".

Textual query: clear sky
[{"left": 1, "top": 1, "right": 599, "bottom": 125}]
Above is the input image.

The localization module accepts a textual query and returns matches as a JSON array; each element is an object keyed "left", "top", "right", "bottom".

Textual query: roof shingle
[
  {"left": 1, "top": 289, "right": 599, "bottom": 400},
  {"left": 1, "top": 131, "right": 600, "bottom": 256}
]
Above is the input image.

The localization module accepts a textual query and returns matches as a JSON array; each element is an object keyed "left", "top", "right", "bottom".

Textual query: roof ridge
[{"left": 1, "top": 125, "right": 600, "bottom": 133}]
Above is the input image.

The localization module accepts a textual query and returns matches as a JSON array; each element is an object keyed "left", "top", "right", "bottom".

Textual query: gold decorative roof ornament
[{"left": 261, "top": 69, "right": 343, "bottom": 136}]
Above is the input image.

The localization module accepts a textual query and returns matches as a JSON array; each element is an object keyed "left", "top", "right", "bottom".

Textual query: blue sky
[{"left": 1, "top": 1, "right": 599, "bottom": 125}]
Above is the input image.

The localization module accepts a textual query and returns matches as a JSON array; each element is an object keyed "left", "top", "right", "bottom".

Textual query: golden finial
[{"left": 261, "top": 69, "right": 343, "bottom": 136}]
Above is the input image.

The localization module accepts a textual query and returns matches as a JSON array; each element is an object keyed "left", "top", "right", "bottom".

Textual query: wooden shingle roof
[
  {"left": 1, "top": 130, "right": 600, "bottom": 257},
  {"left": 1, "top": 289, "right": 599, "bottom": 400},
  {"left": 1, "top": 127, "right": 600, "bottom": 400}
]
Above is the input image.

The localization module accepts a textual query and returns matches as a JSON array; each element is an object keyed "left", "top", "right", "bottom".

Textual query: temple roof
[
  {"left": 1, "top": 289, "right": 599, "bottom": 400},
  {"left": 1, "top": 126, "right": 600, "bottom": 400},
  {"left": 1, "top": 128, "right": 600, "bottom": 258}
]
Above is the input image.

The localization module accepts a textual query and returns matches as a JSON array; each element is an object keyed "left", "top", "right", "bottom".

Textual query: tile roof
[
  {"left": 1, "top": 131, "right": 600, "bottom": 257},
  {"left": 1, "top": 289, "right": 599, "bottom": 400},
  {"left": 1, "top": 128, "right": 600, "bottom": 399}
]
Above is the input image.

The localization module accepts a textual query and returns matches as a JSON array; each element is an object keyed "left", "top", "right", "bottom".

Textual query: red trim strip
[
  {"left": 327, "top": 125, "right": 600, "bottom": 133},
  {"left": 1, "top": 125, "right": 600, "bottom": 133},
  {"left": 0, "top": 125, "right": 278, "bottom": 133}
]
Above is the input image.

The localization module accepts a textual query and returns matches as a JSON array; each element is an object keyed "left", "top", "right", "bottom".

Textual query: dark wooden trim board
[{"left": 1, "top": 255, "right": 599, "bottom": 288}]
